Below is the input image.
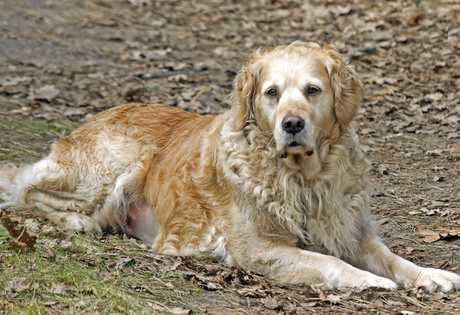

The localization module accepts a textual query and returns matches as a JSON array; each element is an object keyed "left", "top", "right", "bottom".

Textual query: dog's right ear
[{"left": 230, "top": 53, "right": 261, "bottom": 131}]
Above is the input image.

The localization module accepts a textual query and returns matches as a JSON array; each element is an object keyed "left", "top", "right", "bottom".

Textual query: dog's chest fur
[{"left": 220, "top": 122, "right": 373, "bottom": 258}]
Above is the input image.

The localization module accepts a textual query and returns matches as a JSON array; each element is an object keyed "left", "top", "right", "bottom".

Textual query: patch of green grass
[
  {"left": 0, "top": 116, "right": 78, "bottom": 164},
  {"left": 0, "top": 214, "right": 211, "bottom": 314},
  {"left": 144, "top": 85, "right": 162, "bottom": 93},
  {"left": 4, "top": 116, "right": 77, "bottom": 135},
  {"left": 7, "top": 120, "right": 68, "bottom": 135}
]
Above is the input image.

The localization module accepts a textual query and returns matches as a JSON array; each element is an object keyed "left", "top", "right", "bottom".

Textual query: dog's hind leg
[
  {"left": 24, "top": 190, "right": 104, "bottom": 233},
  {"left": 1, "top": 159, "right": 107, "bottom": 233},
  {"left": 1, "top": 134, "right": 157, "bottom": 235},
  {"left": 95, "top": 157, "right": 160, "bottom": 244},
  {"left": 33, "top": 204, "right": 103, "bottom": 233}
]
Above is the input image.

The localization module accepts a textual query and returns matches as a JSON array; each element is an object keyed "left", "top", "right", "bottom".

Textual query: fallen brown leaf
[
  {"left": 415, "top": 226, "right": 460, "bottom": 243},
  {"left": 42, "top": 301, "right": 59, "bottom": 306},
  {"left": 51, "top": 284, "right": 67, "bottom": 295},
  {"left": 439, "top": 230, "right": 460, "bottom": 240},
  {"left": 261, "top": 296, "right": 278, "bottom": 309},
  {"left": 325, "top": 294, "right": 341, "bottom": 304},
  {"left": 407, "top": 12, "right": 424, "bottom": 26},
  {"left": 4, "top": 277, "right": 28, "bottom": 293},
  {"left": 1, "top": 210, "right": 37, "bottom": 253},
  {"left": 171, "top": 307, "right": 191, "bottom": 315},
  {"left": 422, "top": 234, "right": 441, "bottom": 243},
  {"left": 34, "top": 85, "right": 60, "bottom": 102}
]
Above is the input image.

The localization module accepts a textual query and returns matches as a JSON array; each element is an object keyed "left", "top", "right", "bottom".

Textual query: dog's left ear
[{"left": 323, "top": 45, "right": 364, "bottom": 127}]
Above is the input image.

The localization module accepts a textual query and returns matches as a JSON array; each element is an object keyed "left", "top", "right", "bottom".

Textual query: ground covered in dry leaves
[{"left": 1, "top": 0, "right": 460, "bottom": 314}]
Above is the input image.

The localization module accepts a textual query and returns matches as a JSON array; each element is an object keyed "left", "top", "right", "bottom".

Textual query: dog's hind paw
[{"left": 61, "top": 213, "right": 102, "bottom": 233}]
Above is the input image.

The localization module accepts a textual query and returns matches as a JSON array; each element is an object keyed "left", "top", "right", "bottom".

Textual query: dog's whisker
[{"left": 315, "top": 126, "right": 332, "bottom": 137}]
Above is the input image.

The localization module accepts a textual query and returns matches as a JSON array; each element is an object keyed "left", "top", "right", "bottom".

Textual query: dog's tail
[{"left": 0, "top": 163, "right": 31, "bottom": 209}]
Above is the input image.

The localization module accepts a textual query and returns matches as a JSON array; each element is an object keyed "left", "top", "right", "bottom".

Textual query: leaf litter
[{"left": 1, "top": 0, "right": 460, "bottom": 313}]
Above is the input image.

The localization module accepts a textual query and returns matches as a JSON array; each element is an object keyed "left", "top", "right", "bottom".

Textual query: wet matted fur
[{"left": 1, "top": 42, "right": 460, "bottom": 291}]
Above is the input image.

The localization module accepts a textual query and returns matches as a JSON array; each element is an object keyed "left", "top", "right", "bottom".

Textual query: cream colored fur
[{"left": 1, "top": 41, "right": 459, "bottom": 292}]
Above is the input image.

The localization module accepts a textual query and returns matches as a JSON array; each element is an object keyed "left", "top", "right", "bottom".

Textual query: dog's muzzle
[{"left": 278, "top": 114, "right": 315, "bottom": 158}]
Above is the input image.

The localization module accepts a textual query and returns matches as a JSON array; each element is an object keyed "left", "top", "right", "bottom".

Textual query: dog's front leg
[
  {"left": 347, "top": 234, "right": 460, "bottom": 292},
  {"left": 236, "top": 240, "right": 397, "bottom": 291}
]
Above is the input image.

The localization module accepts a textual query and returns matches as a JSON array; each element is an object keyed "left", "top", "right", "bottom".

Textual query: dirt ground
[{"left": 1, "top": 0, "right": 460, "bottom": 314}]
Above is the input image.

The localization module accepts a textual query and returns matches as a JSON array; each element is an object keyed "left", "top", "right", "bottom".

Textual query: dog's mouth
[
  {"left": 288, "top": 141, "right": 301, "bottom": 147},
  {"left": 279, "top": 141, "right": 314, "bottom": 158}
]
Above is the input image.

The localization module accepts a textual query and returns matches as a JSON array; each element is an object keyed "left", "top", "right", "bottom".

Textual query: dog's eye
[
  {"left": 266, "top": 88, "right": 278, "bottom": 98},
  {"left": 307, "top": 86, "right": 320, "bottom": 95}
]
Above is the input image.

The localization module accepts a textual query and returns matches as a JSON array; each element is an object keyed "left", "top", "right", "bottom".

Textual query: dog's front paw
[
  {"left": 335, "top": 268, "right": 398, "bottom": 291},
  {"left": 359, "top": 274, "right": 398, "bottom": 291},
  {"left": 410, "top": 268, "right": 460, "bottom": 292},
  {"left": 351, "top": 274, "right": 398, "bottom": 291}
]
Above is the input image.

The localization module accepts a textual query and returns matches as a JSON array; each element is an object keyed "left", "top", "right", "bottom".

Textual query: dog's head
[{"left": 230, "top": 41, "right": 364, "bottom": 159}]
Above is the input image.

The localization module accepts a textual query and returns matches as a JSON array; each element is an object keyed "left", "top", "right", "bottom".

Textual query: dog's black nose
[{"left": 282, "top": 115, "right": 304, "bottom": 135}]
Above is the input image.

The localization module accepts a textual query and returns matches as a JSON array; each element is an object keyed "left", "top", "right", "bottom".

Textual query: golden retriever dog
[{"left": 1, "top": 41, "right": 459, "bottom": 292}]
